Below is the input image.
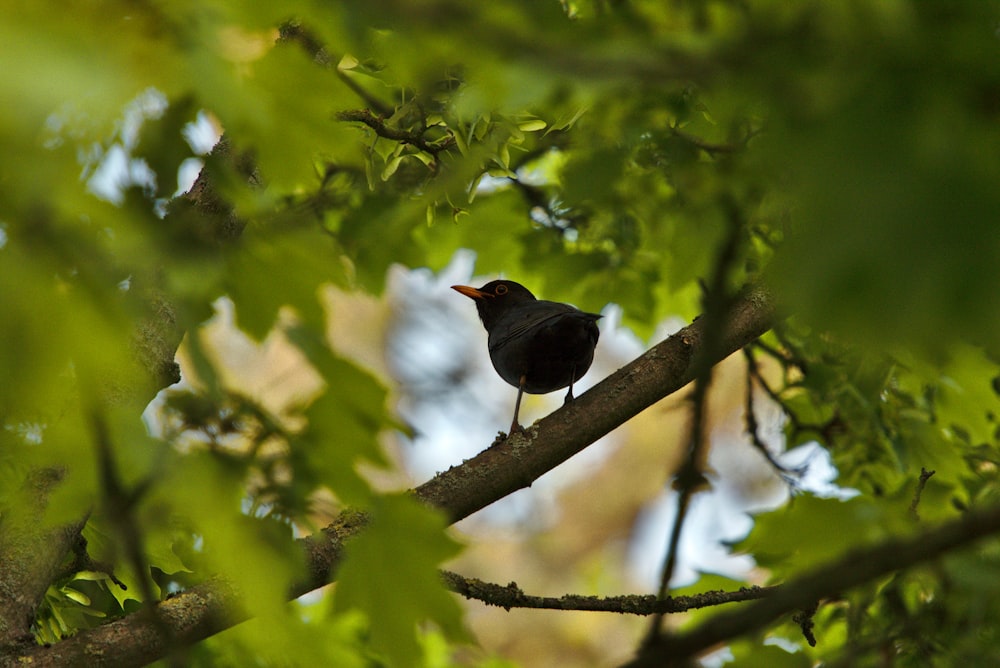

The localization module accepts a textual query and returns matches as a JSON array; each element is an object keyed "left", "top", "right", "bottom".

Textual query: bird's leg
[
  {"left": 509, "top": 375, "right": 527, "bottom": 435},
  {"left": 563, "top": 365, "right": 577, "bottom": 405}
]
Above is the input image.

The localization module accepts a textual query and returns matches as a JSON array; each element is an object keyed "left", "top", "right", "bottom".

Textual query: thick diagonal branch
[{"left": 415, "top": 286, "right": 775, "bottom": 521}]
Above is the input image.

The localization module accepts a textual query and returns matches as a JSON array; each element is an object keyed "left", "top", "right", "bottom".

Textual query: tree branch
[
  {"left": 909, "top": 468, "right": 936, "bottom": 521},
  {"left": 442, "top": 570, "right": 778, "bottom": 615},
  {"left": 624, "top": 501, "right": 1000, "bottom": 667},
  {"left": 669, "top": 125, "right": 762, "bottom": 156},
  {"left": 743, "top": 348, "right": 807, "bottom": 483},
  {"left": 89, "top": 407, "right": 177, "bottom": 658},
  {"left": 414, "top": 286, "right": 775, "bottom": 522},
  {"left": 277, "top": 22, "right": 394, "bottom": 116},
  {"left": 0, "top": 468, "right": 87, "bottom": 649},
  {"left": 2, "top": 287, "right": 776, "bottom": 667},
  {"left": 334, "top": 109, "right": 456, "bottom": 156},
  {"left": 643, "top": 205, "right": 746, "bottom": 647}
]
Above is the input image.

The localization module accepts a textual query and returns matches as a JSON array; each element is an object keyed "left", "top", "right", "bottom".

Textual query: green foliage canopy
[{"left": 1, "top": 1, "right": 999, "bottom": 666}]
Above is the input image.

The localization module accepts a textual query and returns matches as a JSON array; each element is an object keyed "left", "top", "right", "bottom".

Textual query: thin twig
[
  {"left": 642, "top": 196, "right": 746, "bottom": 648},
  {"left": 669, "top": 124, "right": 763, "bottom": 156},
  {"left": 89, "top": 407, "right": 180, "bottom": 666},
  {"left": 769, "top": 327, "right": 811, "bottom": 376},
  {"left": 335, "top": 109, "right": 456, "bottom": 156},
  {"left": 792, "top": 602, "right": 818, "bottom": 647},
  {"left": 749, "top": 337, "right": 797, "bottom": 370},
  {"left": 62, "top": 534, "right": 127, "bottom": 591},
  {"left": 278, "top": 22, "right": 393, "bottom": 115},
  {"left": 744, "top": 343, "right": 838, "bottom": 439},
  {"left": 745, "top": 345, "right": 793, "bottom": 407},
  {"left": 909, "top": 468, "right": 936, "bottom": 521},
  {"left": 442, "top": 570, "right": 778, "bottom": 614},
  {"left": 743, "top": 349, "right": 808, "bottom": 485}
]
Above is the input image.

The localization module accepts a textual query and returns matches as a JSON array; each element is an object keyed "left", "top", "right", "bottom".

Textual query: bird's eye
[{"left": 495, "top": 284, "right": 508, "bottom": 295}]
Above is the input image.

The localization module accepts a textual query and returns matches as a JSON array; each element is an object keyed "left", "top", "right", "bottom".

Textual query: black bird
[{"left": 451, "top": 280, "right": 601, "bottom": 434}]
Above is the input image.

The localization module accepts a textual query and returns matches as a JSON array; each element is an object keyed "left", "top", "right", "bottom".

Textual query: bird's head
[{"left": 451, "top": 280, "right": 536, "bottom": 330}]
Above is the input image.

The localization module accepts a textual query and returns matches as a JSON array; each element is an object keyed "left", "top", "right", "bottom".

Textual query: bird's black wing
[{"left": 488, "top": 302, "right": 599, "bottom": 353}]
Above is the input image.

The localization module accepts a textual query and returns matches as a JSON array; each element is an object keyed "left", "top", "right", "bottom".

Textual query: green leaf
[
  {"left": 61, "top": 587, "right": 91, "bottom": 607},
  {"left": 560, "top": 147, "right": 627, "bottom": 206},
  {"left": 210, "top": 606, "right": 373, "bottom": 668},
  {"left": 283, "top": 323, "right": 395, "bottom": 505},
  {"left": 151, "top": 452, "right": 303, "bottom": 616},
  {"left": 517, "top": 118, "right": 547, "bottom": 132},
  {"left": 382, "top": 155, "right": 406, "bottom": 181},
  {"left": 337, "top": 197, "right": 429, "bottom": 292},
  {"left": 214, "top": 44, "right": 362, "bottom": 192},
  {"left": 334, "top": 494, "right": 466, "bottom": 668},
  {"left": 935, "top": 345, "right": 1000, "bottom": 446},
  {"left": 226, "top": 224, "right": 345, "bottom": 339},
  {"left": 728, "top": 642, "right": 812, "bottom": 668},
  {"left": 737, "top": 495, "right": 906, "bottom": 577}
]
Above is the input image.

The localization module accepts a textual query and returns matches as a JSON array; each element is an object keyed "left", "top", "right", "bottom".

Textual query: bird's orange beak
[{"left": 451, "top": 285, "right": 492, "bottom": 299}]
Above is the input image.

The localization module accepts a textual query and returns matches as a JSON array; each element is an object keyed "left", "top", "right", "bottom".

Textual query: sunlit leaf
[{"left": 334, "top": 495, "right": 467, "bottom": 667}]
